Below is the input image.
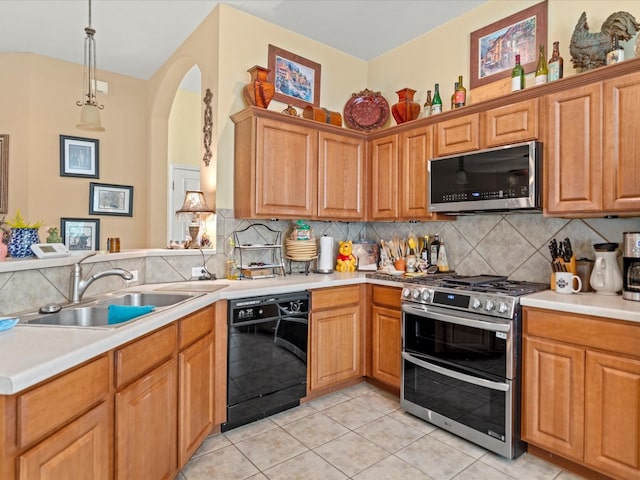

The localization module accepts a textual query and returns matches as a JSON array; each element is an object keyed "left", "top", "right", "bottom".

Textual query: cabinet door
[
  {"left": 310, "top": 305, "right": 361, "bottom": 390},
  {"left": 255, "top": 117, "right": 317, "bottom": 218},
  {"left": 522, "top": 336, "right": 585, "bottom": 462},
  {"left": 585, "top": 351, "right": 640, "bottom": 480},
  {"left": 179, "top": 334, "right": 215, "bottom": 468},
  {"left": 18, "top": 403, "right": 110, "bottom": 480},
  {"left": 484, "top": 99, "right": 539, "bottom": 147},
  {"left": 368, "top": 134, "right": 399, "bottom": 220},
  {"left": 116, "top": 358, "right": 178, "bottom": 480},
  {"left": 434, "top": 113, "right": 479, "bottom": 157},
  {"left": 317, "top": 131, "right": 365, "bottom": 219},
  {"left": 546, "top": 84, "right": 603, "bottom": 214},
  {"left": 399, "top": 126, "right": 434, "bottom": 220},
  {"left": 603, "top": 72, "right": 640, "bottom": 212},
  {"left": 370, "top": 305, "right": 401, "bottom": 388}
]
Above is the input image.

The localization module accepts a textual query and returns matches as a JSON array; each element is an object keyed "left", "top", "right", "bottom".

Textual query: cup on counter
[
  {"left": 107, "top": 237, "right": 121, "bottom": 253},
  {"left": 394, "top": 258, "right": 406, "bottom": 272},
  {"left": 555, "top": 271, "right": 582, "bottom": 294}
]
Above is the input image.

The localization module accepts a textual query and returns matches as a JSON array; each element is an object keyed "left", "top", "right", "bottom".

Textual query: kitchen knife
[{"left": 563, "top": 238, "right": 573, "bottom": 261}]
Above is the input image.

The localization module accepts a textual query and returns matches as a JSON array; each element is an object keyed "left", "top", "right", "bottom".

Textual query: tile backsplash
[{"left": 1, "top": 209, "right": 638, "bottom": 315}]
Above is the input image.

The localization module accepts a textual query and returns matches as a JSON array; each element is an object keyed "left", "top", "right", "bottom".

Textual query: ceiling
[{"left": 0, "top": 0, "right": 487, "bottom": 80}]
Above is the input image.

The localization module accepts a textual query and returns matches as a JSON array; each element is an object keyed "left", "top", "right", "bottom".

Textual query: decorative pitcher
[
  {"left": 391, "top": 88, "right": 420, "bottom": 124},
  {"left": 590, "top": 243, "right": 623, "bottom": 295}
]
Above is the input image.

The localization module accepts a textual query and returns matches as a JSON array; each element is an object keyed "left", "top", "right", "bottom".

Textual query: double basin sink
[{"left": 19, "top": 292, "right": 204, "bottom": 329}]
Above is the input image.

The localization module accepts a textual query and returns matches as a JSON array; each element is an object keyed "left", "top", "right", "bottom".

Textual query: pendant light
[{"left": 76, "top": 0, "right": 105, "bottom": 132}]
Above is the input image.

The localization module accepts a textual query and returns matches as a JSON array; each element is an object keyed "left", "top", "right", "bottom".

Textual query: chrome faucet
[{"left": 70, "top": 252, "right": 134, "bottom": 304}]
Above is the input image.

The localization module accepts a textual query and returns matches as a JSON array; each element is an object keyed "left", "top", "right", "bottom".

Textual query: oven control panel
[{"left": 401, "top": 285, "right": 516, "bottom": 319}]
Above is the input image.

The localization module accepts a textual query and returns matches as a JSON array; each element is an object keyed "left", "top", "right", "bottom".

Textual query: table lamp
[{"left": 176, "top": 191, "right": 215, "bottom": 247}]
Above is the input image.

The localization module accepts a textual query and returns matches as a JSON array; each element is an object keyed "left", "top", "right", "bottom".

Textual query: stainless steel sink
[{"left": 19, "top": 291, "right": 203, "bottom": 329}]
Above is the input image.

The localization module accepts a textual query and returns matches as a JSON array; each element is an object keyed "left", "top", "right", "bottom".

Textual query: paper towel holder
[{"left": 317, "top": 235, "right": 334, "bottom": 274}]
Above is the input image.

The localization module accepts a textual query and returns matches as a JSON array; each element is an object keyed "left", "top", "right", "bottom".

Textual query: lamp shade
[
  {"left": 76, "top": 104, "right": 105, "bottom": 132},
  {"left": 176, "top": 191, "right": 215, "bottom": 215}
]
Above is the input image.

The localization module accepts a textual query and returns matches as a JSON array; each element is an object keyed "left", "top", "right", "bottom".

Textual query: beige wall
[
  {"left": 369, "top": 0, "right": 640, "bottom": 114},
  {"left": 168, "top": 88, "right": 201, "bottom": 167}
]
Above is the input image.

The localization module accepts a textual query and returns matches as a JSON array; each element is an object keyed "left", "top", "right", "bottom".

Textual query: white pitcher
[{"left": 590, "top": 244, "right": 623, "bottom": 295}]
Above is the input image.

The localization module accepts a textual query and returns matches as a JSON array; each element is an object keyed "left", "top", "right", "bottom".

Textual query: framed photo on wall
[
  {"left": 60, "top": 135, "right": 99, "bottom": 178},
  {"left": 268, "top": 44, "right": 321, "bottom": 109},
  {"left": 61, "top": 218, "right": 100, "bottom": 251},
  {"left": 89, "top": 182, "right": 133, "bottom": 216},
  {"left": 469, "top": 1, "right": 547, "bottom": 89}
]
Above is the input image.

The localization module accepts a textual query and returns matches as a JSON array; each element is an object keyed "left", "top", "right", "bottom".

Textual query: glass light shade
[{"left": 76, "top": 104, "right": 105, "bottom": 132}]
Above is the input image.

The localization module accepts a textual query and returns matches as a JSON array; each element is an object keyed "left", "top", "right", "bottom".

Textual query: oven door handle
[
  {"left": 403, "top": 304, "right": 510, "bottom": 333},
  {"left": 402, "top": 351, "right": 509, "bottom": 392}
]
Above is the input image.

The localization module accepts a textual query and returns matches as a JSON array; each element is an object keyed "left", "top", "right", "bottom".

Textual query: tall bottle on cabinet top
[
  {"left": 391, "top": 88, "right": 421, "bottom": 124},
  {"left": 548, "top": 41, "right": 564, "bottom": 81},
  {"left": 535, "top": 45, "right": 548, "bottom": 85},
  {"left": 423, "top": 90, "right": 432, "bottom": 117},
  {"left": 454, "top": 75, "right": 466, "bottom": 108},
  {"left": 511, "top": 54, "right": 525, "bottom": 92},
  {"left": 242, "top": 65, "right": 275, "bottom": 108},
  {"left": 431, "top": 84, "right": 442, "bottom": 114},
  {"left": 450, "top": 82, "right": 458, "bottom": 110},
  {"left": 606, "top": 34, "right": 625, "bottom": 65}
]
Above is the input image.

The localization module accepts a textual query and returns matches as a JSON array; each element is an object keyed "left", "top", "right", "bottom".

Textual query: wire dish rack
[{"left": 232, "top": 224, "right": 285, "bottom": 278}]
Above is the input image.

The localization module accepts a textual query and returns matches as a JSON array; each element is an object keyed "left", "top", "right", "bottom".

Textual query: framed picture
[
  {"left": 60, "top": 135, "right": 99, "bottom": 178},
  {"left": 0, "top": 134, "right": 8, "bottom": 214},
  {"left": 61, "top": 218, "right": 100, "bottom": 251},
  {"left": 268, "top": 44, "right": 321, "bottom": 109},
  {"left": 469, "top": 1, "right": 547, "bottom": 89},
  {"left": 89, "top": 182, "right": 133, "bottom": 216}
]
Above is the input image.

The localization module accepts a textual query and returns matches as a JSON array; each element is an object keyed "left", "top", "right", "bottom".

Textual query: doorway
[{"left": 168, "top": 164, "right": 200, "bottom": 243}]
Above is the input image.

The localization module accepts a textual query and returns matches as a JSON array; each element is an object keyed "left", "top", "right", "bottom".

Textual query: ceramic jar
[
  {"left": 8, "top": 228, "right": 40, "bottom": 258},
  {"left": 391, "top": 88, "right": 420, "bottom": 124},
  {"left": 590, "top": 243, "right": 623, "bottom": 295},
  {"left": 242, "top": 65, "right": 275, "bottom": 109}
]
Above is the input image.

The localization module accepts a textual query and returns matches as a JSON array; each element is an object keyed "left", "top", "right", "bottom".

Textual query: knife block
[{"left": 550, "top": 255, "right": 576, "bottom": 291}]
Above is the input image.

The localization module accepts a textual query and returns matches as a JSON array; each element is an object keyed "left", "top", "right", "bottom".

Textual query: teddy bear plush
[{"left": 335, "top": 240, "right": 357, "bottom": 272}]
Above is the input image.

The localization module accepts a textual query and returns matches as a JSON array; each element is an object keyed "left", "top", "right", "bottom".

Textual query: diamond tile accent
[{"left": 475, "top": 219, "right": 535, "bottom": 276}]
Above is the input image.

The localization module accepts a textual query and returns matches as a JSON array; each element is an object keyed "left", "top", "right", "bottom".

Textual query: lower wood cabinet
[
  {"left": 523, "top": 307, "right": 640, "bottom": 480},
  {"left": 369, "top": 285, "right": 401, "bottom": 389},
  {"left": 309, "top": 285, "right": 363, "bottom": 391}
]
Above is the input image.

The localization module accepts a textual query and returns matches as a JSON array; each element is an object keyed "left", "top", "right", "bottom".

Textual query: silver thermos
[{"left": 622, "top": 232, "right": 640, "bottom": 301}]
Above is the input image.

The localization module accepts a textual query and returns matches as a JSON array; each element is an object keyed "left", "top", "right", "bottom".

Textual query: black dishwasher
[{"left": 222, "top": 291, "right": 309, "bottom": 431}]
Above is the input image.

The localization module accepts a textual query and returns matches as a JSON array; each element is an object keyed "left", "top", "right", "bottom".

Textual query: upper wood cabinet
[
  {"left": 232, "top": 108, "right": 365, "bottom": 220},
  {"left": 484, "top": 99, "right": 539, "bottom": 148},
  {"left": 368, "top": 134, "right": 399, "bottom": 220},
  {"left": 399, "top": 126, "right": 434, "bottom": 220},
  {"left": 435, "top": 113, "right": 480, "bottom": 157}
]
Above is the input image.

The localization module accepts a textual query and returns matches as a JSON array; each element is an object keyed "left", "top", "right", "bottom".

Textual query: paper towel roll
[{"left": 318, "top": 236, "right": 334, "bottom": 273}]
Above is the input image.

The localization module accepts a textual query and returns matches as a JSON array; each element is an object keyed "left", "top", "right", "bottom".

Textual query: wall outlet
[
  {"left": 192, "top": 267, "right": 204, "bottom": 278},
  {"left": 127, "top": 270, "right": 139, "bottom": 284}
]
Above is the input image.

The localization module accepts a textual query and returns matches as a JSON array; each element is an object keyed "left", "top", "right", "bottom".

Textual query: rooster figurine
[{"left": 570, "top": 11, "right": 640, "bottom": 71}]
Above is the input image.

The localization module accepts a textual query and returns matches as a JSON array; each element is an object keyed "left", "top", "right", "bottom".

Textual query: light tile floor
[{"left": 178, "top": 382, "right": 587, "bottom": 480}]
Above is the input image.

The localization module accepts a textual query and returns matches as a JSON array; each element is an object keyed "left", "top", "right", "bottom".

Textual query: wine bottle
[
  {"left": 454, "top": 75, "right": 466, "bottom": 108},
  {"left": 429, "top": 234, "right": 441, "bottom": 266},
  {"left": 450, "top": 82, "right": 458, "bottom": 110},
  {"left": 420, "top": 235, "right": 429, "bottom": 263},
  {"left": 511, "top": 54, "right": 525, "bottom": 92},
  {"left": 431, "top": 83, "right": 442, "bottom": 114},
  {"left": 535, "top": 45, "right": 548, "bottom": 85},
  {"left": 606, "top": 34, "right": 625, "bottom": 65},
  {"left": 548, "top": 41, "right": 564, "bottom": 81},
  {"left": 423, "top": 90, "right": 432, "bottom": 117}
]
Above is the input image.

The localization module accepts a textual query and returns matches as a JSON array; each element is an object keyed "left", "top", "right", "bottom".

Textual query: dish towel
[{"left": 107, "top": 305, "right": 155, "bottom": 325}]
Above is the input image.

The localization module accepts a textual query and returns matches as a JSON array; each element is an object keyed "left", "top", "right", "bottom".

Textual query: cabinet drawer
[
  {"left": 115, "top": 324, "right": 177, "bottom": 388},
  {"left": 311, "top": 285, "right": 360, "bottom": 310},
  {"left": 371, "top": 285, "right": 401, "bottom": 309},
  {"left": 17, "top": 356, "right": 109, "bottom": 448},
  {"left": 524, "top": 307, "right": 640, "bottom": 358},
  {"left": 484, "top": 99, "right": 538, "bottom": 147},
  {"left": 179, "top": 306, "right": 214, "bottom": 350}
]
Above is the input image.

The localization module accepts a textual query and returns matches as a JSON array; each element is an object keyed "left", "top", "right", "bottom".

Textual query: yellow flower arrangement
[{"left": 4, "top": 210, "right": 44, "bottom": 229}]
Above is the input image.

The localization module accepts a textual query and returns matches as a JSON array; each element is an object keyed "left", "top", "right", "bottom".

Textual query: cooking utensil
[{"left": 563, "top": 238, "right": 573, "bottom": 262}]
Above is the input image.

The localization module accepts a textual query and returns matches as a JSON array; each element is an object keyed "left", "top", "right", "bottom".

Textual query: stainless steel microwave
[{"left": 428, "top": 141, "right": 541, "bottom": 213}]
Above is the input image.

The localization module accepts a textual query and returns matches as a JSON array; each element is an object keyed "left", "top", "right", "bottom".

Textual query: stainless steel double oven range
[{"left": 400, "top": 275, "right": 546, "bottom": 458}]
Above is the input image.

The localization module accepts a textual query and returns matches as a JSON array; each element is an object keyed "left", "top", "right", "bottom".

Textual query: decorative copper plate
[{"left": 343, "top": 89, "right": 390, "bottom": 131}]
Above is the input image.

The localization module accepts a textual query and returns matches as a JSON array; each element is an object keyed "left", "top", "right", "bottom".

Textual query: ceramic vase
[
  {"left": 8, "top": 228, "right": 40, "bottom": 258},
  {"left": 243, "top": 65, "right": 275, "bottom": 109},
  {"left": 391, "top": 88, "right": 420, "bottom": 124}
]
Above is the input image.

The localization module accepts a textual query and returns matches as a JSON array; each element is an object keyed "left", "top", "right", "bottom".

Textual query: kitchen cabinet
[
  {"left": 434, "top": 113, "right": 479, "bottom": 157},
  {"left": 368, "top": 134, "right": 399, "bottom": 220},
  {"left": 232, "top": 107, "right": 365, "bottom": 220},
  {"left": 523, "top": 307, "right": 640, "bottom": 480},
  {"left": 309, "top": 285, "right": 364, "bottom": 391},
  {"left": 369, "top": 285, "right": 401, "bottom": 389},
  {"left": 484, "top": 98, "right": 539, "bottom": 148}
]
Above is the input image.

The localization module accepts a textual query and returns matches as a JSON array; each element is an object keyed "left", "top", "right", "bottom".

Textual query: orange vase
[
  {"left": 243, "top": 65, "right": 275, "bottom": 108},
  {"left": 391, "top": 88, "right": 420, "bottom": 124}
]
